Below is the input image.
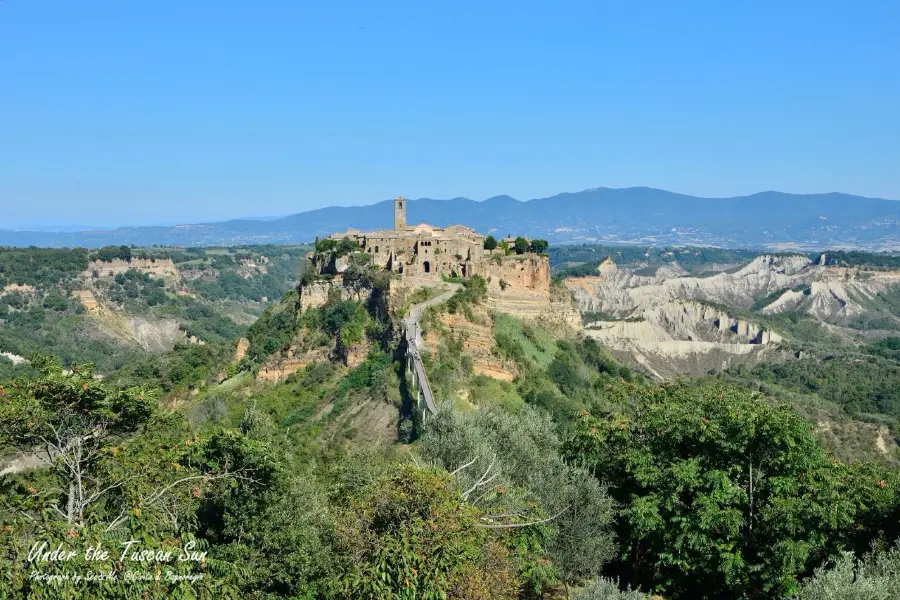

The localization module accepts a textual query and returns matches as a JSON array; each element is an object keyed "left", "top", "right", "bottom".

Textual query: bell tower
[{"left": 393, "top": 196, "right": 406, "bottom": 231}]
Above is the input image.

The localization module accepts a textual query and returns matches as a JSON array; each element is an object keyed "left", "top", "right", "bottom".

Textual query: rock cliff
[
  {"left": 298, "top": 277, "right": 371, "bottom": 312},
  {"left": 84, "top": 257, "right": 179, "bottom": 280},
  {"left": 472, "top": 254, "right": 581, "bottom": 328},
  {"left": 567, "top": 256, "right": 826, "bottom": 377}
]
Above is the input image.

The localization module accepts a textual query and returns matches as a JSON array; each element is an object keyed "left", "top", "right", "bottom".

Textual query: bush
[
  {"left": 567, "top": 382, "right": 865, "bottom": 599},
  {"left": 330, "top": 465, "right": 519, "bottom": 599},
  {"left": 529, "top": 239, "right": 549, "bottom": 254},
  {"left": 576, "top": 578, "right": 650, "bottom": 599},
  {"left": 514, "top": 236, "right": 529, "bottom": 255},
  {"left": 793, "top": 545, "right": 900, "bottom": 600},
  {"left": 446, "top": 275, "right": 487, "bottom": 315}
]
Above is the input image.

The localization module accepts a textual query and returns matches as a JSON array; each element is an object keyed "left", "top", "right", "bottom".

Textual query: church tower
[{"left": 393, "top": 196, "right": 406, "bottom": 231}]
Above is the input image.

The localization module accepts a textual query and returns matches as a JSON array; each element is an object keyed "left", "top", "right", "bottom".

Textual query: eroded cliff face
[
  {"left": 564, "top": 254, "right": 900, "bottom": 377},
  {"left": 571, "top": 254, "right": 900, "bottom": 323},
  {"left": 298, "top": 277, "right": 372, "bottom": 312},
  {"left": 566, "top": 256, "right": 822, "bottom": 378},
  {"left": 571, "top": 255, "right": 815, "bottom": 317},
  {"left": 71, "top": 288, "right": 194, "bottom": 351},
  {"left": 471, "top": 255, "right": 581, "bottom": 328},
  {"left": 582, "top": 299, "right": 787, "bottom": 379},
  {"left": 760, "top": 267, "right": 900, "bottom": 323},
  {"left": 83, "top": 258, "right": 179, "bottom": 280},
  {"left": 92, "top": 312, "right": 189, "bottom": 352}
]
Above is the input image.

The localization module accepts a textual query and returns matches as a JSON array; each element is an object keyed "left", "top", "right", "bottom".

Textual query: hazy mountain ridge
[{"left": 3, "top": 187, "right": 900, "bottom": 249}]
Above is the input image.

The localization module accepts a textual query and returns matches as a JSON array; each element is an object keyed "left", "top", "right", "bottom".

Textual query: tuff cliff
[
  {"left": 471, "top": 254, "right": 580, "bottom": 328},
  {"left": 83, "top": 257, "right": 179, "bottom": 280}
]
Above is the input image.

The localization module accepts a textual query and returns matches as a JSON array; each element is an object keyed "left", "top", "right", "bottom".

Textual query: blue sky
[{"left": 1, "top": 0, "right": 898, "bottom": 228}]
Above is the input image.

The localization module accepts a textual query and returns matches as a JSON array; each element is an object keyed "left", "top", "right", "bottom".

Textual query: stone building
[
  {"left": 302, "top": 197, "right": 564, "bottom": 323},
  {"left": 329, "top": 197, "right": 486, "bottom": 280}
]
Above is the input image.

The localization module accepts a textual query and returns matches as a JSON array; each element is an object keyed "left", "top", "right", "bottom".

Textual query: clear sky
[{"left": 1, "top": 0, "right": 898, "bottom": 228}]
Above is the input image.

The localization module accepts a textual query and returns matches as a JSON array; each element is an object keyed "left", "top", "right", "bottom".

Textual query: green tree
[
  {"left": 328, "top": 465, "right": 519, "bottom": 600},
  {"left": 0, "top": 359, "right": 269, "bottom": 598},
  {"left": 529, "top": 239, "right": 549, "bottom": 254},
  {"left": 514, "top": 237, "right": 530, "bottom": 255},
  {"left": 420, "top": 405, "right": 616, "bottom": 593},
  {"left": 566, "top": 382, "right": 857, "bottom": 599},
  {"left": 319, "top": 299, "right": 368, "bottom": 361},
  {"left": 197, "top": 409, "right": 337, "bottom": 599},
  {"left": 0, "top": 356, "right": 155, "bottom": 526},
  {"left": 484, "top": 235, "right": 498, "bottom": 250}
]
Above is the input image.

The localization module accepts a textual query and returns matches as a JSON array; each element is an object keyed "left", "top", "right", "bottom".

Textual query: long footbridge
[{"left": 402, "top": 285, "right": 459, "bottom": 419}]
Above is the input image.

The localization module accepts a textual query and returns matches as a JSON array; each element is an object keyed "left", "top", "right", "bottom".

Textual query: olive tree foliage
[
  {"left": 0, "top": 356, "right": 155, "bottom": 526},
  {"left": 792, "top": 544, "right": 900, "bottom": 600},
  {"left": 514, "top": 236, "right": 530, "bottom": 255},
  {"left": 417, "top": 405, "right": 616, "bottom": 587},
  {"left": 0, "top": 359, "right": 268, "bottom": 599},
  {"left": 575, "top": 578, "right": 650, "bottom": 600},
  {"left": 328, "top": 464, "right": 519, "bottom": 600},
  {"left": 199, "top": 408, "right": 337, "bottom": 599}
]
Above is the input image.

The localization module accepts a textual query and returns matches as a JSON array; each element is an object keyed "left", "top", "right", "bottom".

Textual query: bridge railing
[{"left": 405, "top": 326, "right": 438, "bottom": 417}]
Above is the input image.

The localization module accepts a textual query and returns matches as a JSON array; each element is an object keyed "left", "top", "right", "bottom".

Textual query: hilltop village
[{"left": 299, "top": 197, "right": 574, "bottom": 324}]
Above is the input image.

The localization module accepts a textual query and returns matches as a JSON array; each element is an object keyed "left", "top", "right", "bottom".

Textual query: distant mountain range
[{"left": 3, "top": 188, "right": 899, "bottom": 250}]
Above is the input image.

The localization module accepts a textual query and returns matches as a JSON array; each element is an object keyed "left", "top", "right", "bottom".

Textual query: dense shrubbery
[
  {"left": 814, "top": 250, "right": 900, "bottom": 270},
  {"left": 241, "top": 294, "right": 302, "bottom": 367},
  {"left": 0, "top": 247, "right": 90, "bottom": 287},
  {"left": 567, "top": 381, "right": 900, "bottom": 600},
  {"left": 101, "top": 268, "right": 168, "bottom": 306},
  {"left": 792, "top": 544, "right": 900, "bottom": 599},
  {"left": 314, "top": 236, "right": 360, "bottom": 257},
  {"left": 730, "top": 350, "right": 900, "bottom": 427},
  {"left": 181, "top": 304, "right": 245, "bottom": 343},
  {"left": 551, "top": 245, "right": 765, "bottom": 277},
  {"left": 575, "top": 579, "right": 650, "bottom": 599},
  {"left": 445, "top": 275, "right": 487, "bottom": 314},
  {"left": 184, "top": 245, "right": 311, "bottom": 302},
  {"left": 0, "top": 307, "right": 146, "bottom": 374},
  {"left": 868, "top": 337, "right": 900, "bottom": 362},
  {"left": 109, "top": 342, "right": 233, "bottom": 392},
  {"left": 191, "top": 271, "right": 286, "bottom": 302},
  {"left": 91, "top": 244, "right": 134, "bottom": 262}
]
